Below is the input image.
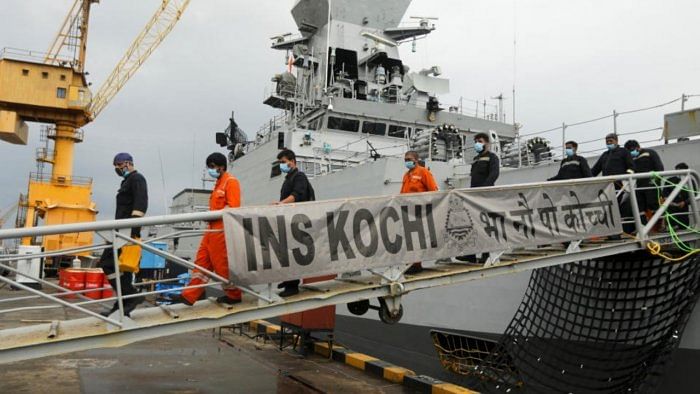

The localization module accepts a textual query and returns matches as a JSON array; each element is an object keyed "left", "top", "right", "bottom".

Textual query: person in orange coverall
[
  {"left": 401, "top": 151, "right": 439, "bottom": 274},
  {"left": 179, "top": 153, "right": 242, "bottom": 306}
]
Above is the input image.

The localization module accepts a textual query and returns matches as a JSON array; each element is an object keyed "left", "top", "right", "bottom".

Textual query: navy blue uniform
[
  {"left": 632, "top": 149, "right": 664, "bottom": 212},
  {"left": 548, "top": 155, "right": 592, "bottom": 181},
  {"left": 470, "top": 151, "right": 500, "bottom": 187},
  {"left": 591, "top": 147, "right": 634, "bottom": 177}
]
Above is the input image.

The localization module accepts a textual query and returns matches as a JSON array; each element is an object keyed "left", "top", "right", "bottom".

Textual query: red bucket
[
  {"left": 102, "top": 277, "right": 114, "bottom": 299},
  {"left": 85, "top": 269, "right": 104, "bottom": 300},
  {"left": 59, "top": 268, "right": 86, "bottom": 299}
]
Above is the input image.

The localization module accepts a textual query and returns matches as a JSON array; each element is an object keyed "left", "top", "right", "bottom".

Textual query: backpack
[{"left": 290, "top": 170, "right": 316, "bottom": 202}]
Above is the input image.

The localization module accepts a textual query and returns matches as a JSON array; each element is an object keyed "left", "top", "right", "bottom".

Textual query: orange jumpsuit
[
  {"left": 400, "top": 165, "right": 439, "bottom": 194},
  {"left": 182, "top": 172, "right": 242, "bottom": 304},
  {"left": 401, "top": 165, "right": 438, "bottom": 271}
]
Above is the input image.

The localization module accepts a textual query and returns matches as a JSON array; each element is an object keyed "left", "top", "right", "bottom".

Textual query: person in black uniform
[
  {"left": 591, "top": 134, "right": 635, "bottom": 234},
  {"left": 100, "top": 153, "right": 148, "bottom": 317},
  {"left": 275, "top": 149, "right": 315, "bottom": 297},
  {"left": 664, "top": 162, "right": 692, "bottom": 229},
  {"left": 470, "top": 133, "right": 500, "bottom": 187},
  {"left": 624, "top": 139, "right": 664, "bottom": 221},
  {"left": 457, "top": 133, "right": 500, "bottom": 263},
  {"left": 548, "top": 141, "right": 592, "bottom": 181},
  {"left": 591, "top": 133, "right": 634, "bottom": 179}
]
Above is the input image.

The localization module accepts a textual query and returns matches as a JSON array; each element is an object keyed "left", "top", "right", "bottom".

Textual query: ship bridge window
[
  {"left": 388, "top": 125, "right": 409, "bottom": 138},
  {"left": 328, "top": 116, "right": 360, "bottom": 133},
  {"left": 362, "top": 121, "right": 386, "bottom": 136}
]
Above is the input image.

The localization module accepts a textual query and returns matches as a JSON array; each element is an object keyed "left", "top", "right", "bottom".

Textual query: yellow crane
[{"left": 0, "top": 0, "right": 191, "bottom": 265}]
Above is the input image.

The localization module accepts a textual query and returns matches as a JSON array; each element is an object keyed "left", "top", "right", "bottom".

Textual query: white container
[{"left": 15, "top": 245, "right": 42, "bottom": 289}]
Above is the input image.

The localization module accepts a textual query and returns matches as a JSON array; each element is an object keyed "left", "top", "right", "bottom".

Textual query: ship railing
[
  {"left": 255, "top": 112, "right": 289, "bottom": 140},
  {"left": 28, "top": 172, "right": 93, "bottom": 186},
  {"left": 0, "top": 47, "right": 72, "bottom": 67},
  {"left": 0, "top": 171, "right": 697, "bottom": 329},
  {"left": 443, "top": 97, "right": 501, "bottom": 121},
  {"left": 513, "top": 94, "right": 699, "bottom": 169}
]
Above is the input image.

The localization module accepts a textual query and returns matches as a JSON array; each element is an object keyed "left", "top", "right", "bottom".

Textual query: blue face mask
[
  {"left": 207, "top": 168, "right": 220, "bottom": 179},
  {"left": 565, "top": 148, "right": 575, "bottom": 157},
  {"left": 606, "top": 144, "right": 616, "bottom": 151},
  {"left": 405, "top": 160, "right": 416, "bottom": 170},
  {"left": 474, "top": 142, "right": 485, "bottom": 153},
  {"left": 630, "top": 150, "right": 640, "bottom": 157},
  {"left": 279, "top": 163, "right": 291, "bottom": 173}
]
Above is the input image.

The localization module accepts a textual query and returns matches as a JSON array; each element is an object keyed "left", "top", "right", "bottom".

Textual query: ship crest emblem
[{"left": 444, "top": 195, "right": 477, "bottom": 249}]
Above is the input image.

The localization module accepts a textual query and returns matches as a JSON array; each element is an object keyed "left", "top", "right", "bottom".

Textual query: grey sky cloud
[{"left": 1, "top": 0, "right": 698, "bottom": 223}]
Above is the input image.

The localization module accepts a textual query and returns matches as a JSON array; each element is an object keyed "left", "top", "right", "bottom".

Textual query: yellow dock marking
[{"left": 345, "top": 353, "right": 378, "bottom": 370}]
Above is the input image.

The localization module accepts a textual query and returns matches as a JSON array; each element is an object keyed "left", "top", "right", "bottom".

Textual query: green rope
[
  {"left": 650, "top": 176, "right": 699, "bottom": 253},
  {"left": 650, "top": 172, "right": 699, "bottom": 196}
]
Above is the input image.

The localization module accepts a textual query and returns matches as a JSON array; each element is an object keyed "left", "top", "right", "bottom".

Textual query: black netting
[{"left": 433, "top": 252, "right": 700, "bottom": 393}]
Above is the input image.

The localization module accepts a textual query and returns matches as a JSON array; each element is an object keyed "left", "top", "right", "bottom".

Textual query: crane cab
[{"left": 0, "top": 54, "right": 91, "bottom": 145}]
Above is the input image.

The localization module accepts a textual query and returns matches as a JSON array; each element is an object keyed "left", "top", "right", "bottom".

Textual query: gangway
[{"left": 0, "top": 171, "right": 697, "bottom": 364}]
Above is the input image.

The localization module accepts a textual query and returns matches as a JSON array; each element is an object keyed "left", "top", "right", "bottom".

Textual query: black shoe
[
  {"left": 278, "top": 285, "right": 299, "bottom": 298},
  {"left": 99, "top": 295, "right": 144, "bottom": 318},
  {"left": 100, "top": 303, "right": 118, "bottom": 317},
  {"left": 122, "top": 295, "right": 145, "bottom": 317},
  {"left": 216, "top": 296, "right": 242, "bottom": 305},
  {"left": 278, "top": 280, "right": 300, "bottom": 289},
  {"left": 455, "top": 255, "right": 477, "bottom": 263},
  {"left": 170, "top": 294, "right": 195, "bottom": 306},
  {"left": 405, "top": 264, "right": 423, "bottom": 275}
]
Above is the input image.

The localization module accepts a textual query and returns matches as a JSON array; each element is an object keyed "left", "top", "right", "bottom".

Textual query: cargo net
[{"left": 432, "top": 253, "right": 700, "bottom": 393}]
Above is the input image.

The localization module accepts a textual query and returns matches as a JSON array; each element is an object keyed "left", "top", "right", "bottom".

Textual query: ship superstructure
[{"left": 217, "top": 0, "right": 519, "bottom": 205}]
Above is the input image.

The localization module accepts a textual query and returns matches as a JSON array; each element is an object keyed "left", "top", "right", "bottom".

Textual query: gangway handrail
[{"left": 0, "top": 170, "right": 697, "bottom": 241}]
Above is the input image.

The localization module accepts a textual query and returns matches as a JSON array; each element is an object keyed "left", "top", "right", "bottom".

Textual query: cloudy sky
[{"left": 1, "top": 0, "right": 698, "bottom": 222}]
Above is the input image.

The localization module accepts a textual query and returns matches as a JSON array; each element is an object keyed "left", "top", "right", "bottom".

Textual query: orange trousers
[{"left": 182, "top": 231, "right": 241, "bottom": 304}]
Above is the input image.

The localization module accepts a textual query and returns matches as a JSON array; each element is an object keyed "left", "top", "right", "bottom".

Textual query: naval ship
[{"left": 166, "top": 0, "right": 699, "bottom": 390}]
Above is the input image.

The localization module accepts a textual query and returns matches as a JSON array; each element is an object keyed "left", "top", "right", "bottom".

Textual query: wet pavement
[
  {"left": 0, "top": 328, "right": 406, "bottom": 393},
  {"left": 0, "top": 284, "right": 406, "bottom": 393}
]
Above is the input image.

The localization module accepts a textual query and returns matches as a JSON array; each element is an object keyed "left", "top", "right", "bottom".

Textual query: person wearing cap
[
  {"left": 591, "top": 134, "right": 634, "bottom": 179},
  {"left": 624, "top": 139, "right": 664, "bottom": 221},
  {"left": 179, "top": 153, "right": 243, "bottom": 306},
  {"left": 548, "top": 141, "right": 592, "bottom": 181},
  {"left": 99, "top": 153, "right": 148, "bottom": 317}
]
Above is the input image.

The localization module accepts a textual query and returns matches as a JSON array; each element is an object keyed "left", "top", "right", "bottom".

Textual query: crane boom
[
  {"left": 44, "top": 0, "right": 98, "bottom": 73},
  {"left": 88, "top": 0, "right": 191, "bottom": 120}
]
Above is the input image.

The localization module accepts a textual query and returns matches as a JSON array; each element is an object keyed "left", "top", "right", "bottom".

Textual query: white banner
[{"left": 223, "top": 182, "right": 621, "bottom": 286}]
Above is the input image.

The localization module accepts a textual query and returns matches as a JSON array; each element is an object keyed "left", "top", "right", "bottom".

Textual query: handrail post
[
  {"left": 111, "top": 230, "right": 126, "bottom": 322},
  {"left": 687, "top": 172, "right": 700, "bottom": 228},
  {"left": 561, "top": 123, "right": 567, "bottom": 159},
  {"left": 626, "top": 177, "right": 646, "bottom": 241}
]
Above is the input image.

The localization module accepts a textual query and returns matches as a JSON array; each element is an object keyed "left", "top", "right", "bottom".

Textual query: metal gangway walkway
[{"left": 0, "top": 171, "right": 698, "bottom": 364}]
